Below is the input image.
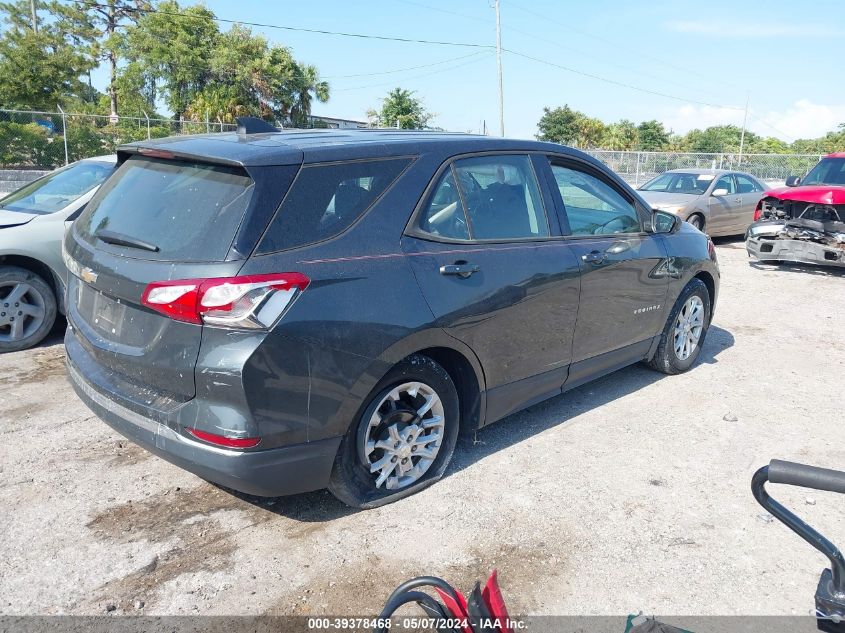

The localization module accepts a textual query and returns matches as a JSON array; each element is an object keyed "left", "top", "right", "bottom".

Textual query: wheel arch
[
  {"left": 692, "top": 269, "right": 716, "bottom": 319},
  {"left": 343, "top": 330, "right": 487, "bottom": 437}
]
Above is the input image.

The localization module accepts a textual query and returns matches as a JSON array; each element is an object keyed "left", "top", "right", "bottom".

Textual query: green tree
[
  {"left": 184, "top": 24, "right": 329, "bottom": 124},
  {"left": 536, "top": 105, "right": 583, "bottom": 144},
  {"left": 0, "top": 0, "right": 96, "bottom": 109},
  {"left": 601, "top": 119, "right": 638, "bottom": 150},
  {"left": 368, "top": 88, "right": 432, "bottom": 129},
  {"left": 121, "top": 0, "right": 219, "bottom": 120},
  {"left": 54, "top": 0, "right": 150, "bottom": 116},
  {"left": 636, "top": 120, "right": 670, "bottom": 151}
]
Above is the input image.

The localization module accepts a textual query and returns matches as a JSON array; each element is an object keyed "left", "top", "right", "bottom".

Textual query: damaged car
[{"left": 746, "top": 153, "right": 845, "bottom": 268}]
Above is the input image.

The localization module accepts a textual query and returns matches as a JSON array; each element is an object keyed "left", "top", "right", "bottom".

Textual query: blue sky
[{"left": 90, "top": 0, "right": 845, "bottom": 141}]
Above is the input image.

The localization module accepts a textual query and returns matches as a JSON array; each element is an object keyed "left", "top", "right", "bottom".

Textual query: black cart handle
[
  {"left": 753, "top": 462, "right": 845, "bottom": 599},
  {"left": 769, "top": 460, "right": 845, "bottom": 495}
]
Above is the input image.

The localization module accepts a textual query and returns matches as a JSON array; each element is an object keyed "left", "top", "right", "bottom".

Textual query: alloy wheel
[
  {"left": 0, "top": 282, "right": 47, "bottom": 343},
  {"left": 673, "top": 295, "right": 705, "bottom": 361},
  {"left": 360, "top": 381, "right": 446, "bottom": 491}
]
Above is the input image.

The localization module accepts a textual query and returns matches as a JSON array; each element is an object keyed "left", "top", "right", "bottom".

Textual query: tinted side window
[
  {"left": 550, "top": 164, "right": 640, "bottom": 235},
  {"left": 258, "top": 158, "right": 411, "bottom": 253},
  {"left": 735, "top": 174, "right": 763, "bottom": 193},
  {"left": 713, "top": 175, "right": 735, "bottom": 194},
  {"left": 419, "top": 169, "right": 469, "bottom": 240}
]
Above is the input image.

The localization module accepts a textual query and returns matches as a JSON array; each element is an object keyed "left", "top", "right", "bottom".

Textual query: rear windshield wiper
[{"left": 95, "top": 229, "right": 160, "bottom": 253}]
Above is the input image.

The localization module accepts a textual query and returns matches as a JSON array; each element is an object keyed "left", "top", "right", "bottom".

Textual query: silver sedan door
[{"left": 707, "top": 174, "right": 741, "bottom": 235}]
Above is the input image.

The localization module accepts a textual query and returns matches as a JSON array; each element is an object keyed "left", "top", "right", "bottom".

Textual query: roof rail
[{"left": 236, "top": 116, "right": 279, "bottom": 135}]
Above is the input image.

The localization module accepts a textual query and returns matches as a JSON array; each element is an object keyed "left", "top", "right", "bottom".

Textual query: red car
[{"left": 746, "top": 153, "right": 845, "bottom": 268}]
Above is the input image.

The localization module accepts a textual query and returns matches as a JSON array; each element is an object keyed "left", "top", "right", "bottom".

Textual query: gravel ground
[{"left": 1, "top": 239, "right": 844, "bottom": 618}]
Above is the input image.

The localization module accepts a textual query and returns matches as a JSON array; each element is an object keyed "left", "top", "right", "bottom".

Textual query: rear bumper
[{"left": 66, "top": 356, "right": 342, "bottom": 498}]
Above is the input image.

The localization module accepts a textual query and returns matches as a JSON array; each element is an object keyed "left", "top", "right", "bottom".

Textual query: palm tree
[{"left": 289, "top": 63, "right": 329, "bottom": 127}]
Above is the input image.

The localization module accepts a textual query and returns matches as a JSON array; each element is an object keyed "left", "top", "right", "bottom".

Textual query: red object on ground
[
  {"left": 435, "top": 586, "right": 473, "bottom": 633},
  {"left": 481, "top": 570, "right": 513, "bottom": 633}
]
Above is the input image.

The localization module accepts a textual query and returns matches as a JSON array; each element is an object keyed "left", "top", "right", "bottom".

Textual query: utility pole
[
  {"left": 30, "top": 0, "right": 38, "bottom": 33},
  {"left": 738, "top": 94, "right": 749, "bottom": 167},
  {"left": 495, "top": 0, "right": 504, "bottom": 137}
]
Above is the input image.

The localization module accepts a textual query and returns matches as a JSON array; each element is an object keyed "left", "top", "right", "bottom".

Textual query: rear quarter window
[
  {"left": 75, "top": 156, "right": 255, "bottom": 262},
  {"left": 256, "top": 158, "right": 412, "bottom": 253}
]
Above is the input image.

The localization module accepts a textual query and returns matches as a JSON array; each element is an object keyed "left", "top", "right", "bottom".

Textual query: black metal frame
[{"left": 752, "top": 462, "right": 845, "bottom": 629}]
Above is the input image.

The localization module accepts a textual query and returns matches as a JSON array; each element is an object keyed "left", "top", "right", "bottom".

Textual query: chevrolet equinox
[{"left": 64, "top": 120, "right": 719, "bottom": 508}]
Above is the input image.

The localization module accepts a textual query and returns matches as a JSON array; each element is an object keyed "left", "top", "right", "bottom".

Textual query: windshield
[
  {"left": 801, "top": 158, "right": 845, "bottom": 186},
  {"left": 639, "top": 172, "right": 715, "bottom": 195},
  {"left": 0, "top": 161, "right": 113, "bottom": 215}
]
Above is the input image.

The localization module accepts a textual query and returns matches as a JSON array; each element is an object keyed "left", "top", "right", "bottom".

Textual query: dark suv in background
[{"left": 64, "top": 123, "right": 719, "bottom": 508}]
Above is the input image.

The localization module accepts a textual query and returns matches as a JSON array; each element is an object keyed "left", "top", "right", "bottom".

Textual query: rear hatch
[{"left": 65, "top": 152, "right": 298, "bottom": 403}]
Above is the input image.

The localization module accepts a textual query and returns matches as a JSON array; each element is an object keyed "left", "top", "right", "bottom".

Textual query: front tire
[
  {"left": 648, "top": 278, "right": 711, "bottom": 375},
  {"left": 0, "top": 266, "right": 57, "bottom": 353},
  {"left": 328, "top": 355, "right": 460, "bottom": 508},
  {"left": 687, "top": 214, "right": 705, "bottom": 231}
]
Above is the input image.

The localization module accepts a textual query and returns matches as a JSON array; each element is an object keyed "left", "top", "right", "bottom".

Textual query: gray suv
[{"left": 64, "top": 123, "right": 719, "bottom": 508}]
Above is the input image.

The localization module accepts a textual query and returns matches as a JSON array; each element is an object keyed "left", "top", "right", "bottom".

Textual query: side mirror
[
  {"left": 785, "top": 176, "right": 801, "bottom": 187},
  {"left": 651, "top": 209, "right": 679, "bottom": 234},
  {"left": 711, "top": 188, "right": 729, "bottom": 197}
]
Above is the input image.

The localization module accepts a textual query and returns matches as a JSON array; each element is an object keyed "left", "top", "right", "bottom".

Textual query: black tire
[
  {"left": 648, "top": 278, "right": 711, "bottom": 375},
  {"left": 328, "top": 354, "right": 460, "bottom": 509},
  {"left": 687, "top": 214, "right": 705, "bottom": 231},
  {"left": 0, "top": 266, "right": 57, "bottom": 353}
]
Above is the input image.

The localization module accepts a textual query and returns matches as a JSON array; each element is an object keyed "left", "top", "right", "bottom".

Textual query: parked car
[
  {"left": 0, "top": 156, "right": 116, "bottom": 352},
  {"left": 64, "top": 123, "right": 719, "bottom": 508},
  {"left": 637, "top": 168, "right": 768, "bottom": 236},
  {"left": 746, "top": 153, "right": 845, "bottom": 268}
]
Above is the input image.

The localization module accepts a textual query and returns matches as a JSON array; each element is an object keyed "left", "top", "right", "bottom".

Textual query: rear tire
[
  {"left": 328, "top": 354, "right": 460, "bottom": 509},
  {"left": 648, "top": 278, "right": 711, "bottom": 375},
  {"left": 0, "top": 266, "right": 57, "bottom": 353}
]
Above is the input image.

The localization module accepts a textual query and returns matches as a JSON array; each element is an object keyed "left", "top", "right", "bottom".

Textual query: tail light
[
  {"left": 186, "top": 428, "right": 261, "bottom": 448},
  {"left": 707, "top": 237, "right": 717, "bottom": 263},
  {"left": 141, "top": 273, "right": 309, "bottom": 328},
  {"left": 753, "top": 200, "right": 763, "bottom": 222}
]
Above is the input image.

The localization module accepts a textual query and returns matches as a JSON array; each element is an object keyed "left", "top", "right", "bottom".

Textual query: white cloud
[
  {"left": 665, "top": 20, "right": 843, "bottom": 38},
  {"left": 661, "top": 100, "right": 845, "bottom": 141}
]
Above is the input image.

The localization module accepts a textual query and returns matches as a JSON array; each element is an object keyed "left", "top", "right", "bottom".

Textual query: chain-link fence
[
  {"left": 582, "top": 150, "right": 824, "bottom": 188},
  {"left": 0, "top": 108, "right": 239, "bottom": 170}
]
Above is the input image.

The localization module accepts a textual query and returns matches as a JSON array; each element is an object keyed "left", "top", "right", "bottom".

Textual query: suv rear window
[
  {"left": 75, "top": 156, "right": 254, "bottom": 262},
  {"left": 257, "top": 158, "right": 412, "bottom": 253}
]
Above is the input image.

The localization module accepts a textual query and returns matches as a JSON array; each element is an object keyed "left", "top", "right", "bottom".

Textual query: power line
[
  {"left": 323, "top": 51, "right": 487, "bottom": 79},
  {"left": 502, "top": 0, "right": 744, "bottom": 91},
  {"left": 504, "top": 49, "right": 740, "bottom": 110},
  {"left": 63, "top": 0, "right": 494, "bottom": 48},
  {"left": 334, "top": 53, "right": 493, "bottom": 92}
]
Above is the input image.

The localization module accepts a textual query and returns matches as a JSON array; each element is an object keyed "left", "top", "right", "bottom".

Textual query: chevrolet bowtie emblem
[{"left": 80, "top": 267, "right": 98, "bottom": 284}]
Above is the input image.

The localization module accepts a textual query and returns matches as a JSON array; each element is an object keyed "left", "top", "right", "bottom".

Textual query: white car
[{"left": 0, "top": 155, "right": 116, "bottom": 352}]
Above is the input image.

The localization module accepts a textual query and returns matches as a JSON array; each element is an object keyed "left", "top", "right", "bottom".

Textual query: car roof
[{"left": 117, "top": 129, "right": 590, "bottom": 167}]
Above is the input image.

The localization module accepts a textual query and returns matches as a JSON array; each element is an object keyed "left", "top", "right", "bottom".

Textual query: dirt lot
[{"left": 1, "top": 239, "right": 844, "bottom": 618}]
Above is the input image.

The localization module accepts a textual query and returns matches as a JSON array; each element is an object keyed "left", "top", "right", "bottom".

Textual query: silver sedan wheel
[
  {"left": 361, "top": 381, "right": 446, "bottom": 491},
  {"left": 0, "top": 281, "right": 46, "bottom": 343},
  {"left": 688, "top": 215, "right": 703, "bottom": 230},
  {"left": 673, "top": 295, "right": 705, "bottom": 361}
]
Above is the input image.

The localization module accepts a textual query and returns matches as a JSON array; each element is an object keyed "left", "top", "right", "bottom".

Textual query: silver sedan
[{"left": 637, "top": 168, "right": 768, "bottom": 236}]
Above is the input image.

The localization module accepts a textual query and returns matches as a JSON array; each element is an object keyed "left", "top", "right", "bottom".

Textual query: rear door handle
[
  {"left": 439, "top": 261, "right": 479, "bottom": 278},
  {"left": 581, "top": 250, "right": 606, "bottom": 264}
]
